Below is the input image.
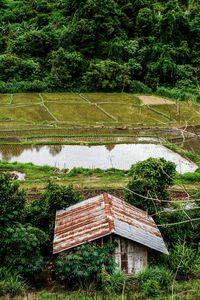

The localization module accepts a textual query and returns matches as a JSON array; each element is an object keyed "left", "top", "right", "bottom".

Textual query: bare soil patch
[{"left": 139, "top": 95, "right": 174, "bottom": 105}]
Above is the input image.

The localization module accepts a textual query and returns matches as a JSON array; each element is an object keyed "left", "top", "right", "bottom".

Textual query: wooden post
[
  {"left": 101, "top": 237, "right": 103, "bottom": 248},
  {"left": 110, "top": 234, "right": 113, "bottom": 243}
]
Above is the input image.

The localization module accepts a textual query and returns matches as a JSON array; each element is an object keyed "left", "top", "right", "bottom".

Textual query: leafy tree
[
  {"left": 83, "top": 60, "right": 130, "bottom": 91},
  {"left": 136, "top": 8, "right": 153, "bottom": 36},
  {"left": 46, "top": 48, "right": 86, "bottom": 90},
  {"left": 1, "top": 223, "right": 45, "bottom": 280},
  {"left": 0, "top": 173, "right": 25, "bottom": 221},
  {"left": 0, "top": 174, "right": 45, "bottom": 280},
  {"left": 23, "top": 182, "right": 84, "bottom": 252},
  {"left": 124, "top": 158, "right": 176, "bottom": 214},
  {"left": 0, "top": 0, "right": 199, "bottom": 91}
]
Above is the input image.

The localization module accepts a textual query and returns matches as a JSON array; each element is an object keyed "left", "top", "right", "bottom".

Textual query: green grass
[
  {"left": 45, "top": 103, "right": 113, "bottom": 123},
  {"left": 12, "top": 278, "right": 199, "bottom": 300},
  {"left": 12, "top": 93, "right": 41, "bottom": 104},
  {"left": 150, "top": 103, "right": 200, "bottom": 125},
  {"left": 0, "top": 160, "right": 56, "bottom": 181},
  {"left": 42, "top": 93, "right": 85, "bottom": 102},
  {"left": 81, "top": 93, "right": 141, "bottom": 104},
  {"left": 99, "top": 104, "right": 168, "bottom": 124},
  {"left": 0, "top": 94, "right": 11, "bottom": 104},
  {"left": 0, "top": 104, "right": 54, "bottom": 122}
]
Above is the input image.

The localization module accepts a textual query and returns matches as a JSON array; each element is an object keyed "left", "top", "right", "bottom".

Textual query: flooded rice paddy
[{"left": 0, "top": 143, "right": 197, "bottom": 174}]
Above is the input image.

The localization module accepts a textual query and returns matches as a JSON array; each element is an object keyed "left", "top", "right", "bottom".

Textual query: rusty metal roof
[{"left": 53, "top": 193, "right": 168, "bottom": 255}]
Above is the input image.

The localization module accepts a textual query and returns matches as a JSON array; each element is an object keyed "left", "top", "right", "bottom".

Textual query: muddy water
[{"left": 0, "top": 144, "right": 197, "bottom": 173}]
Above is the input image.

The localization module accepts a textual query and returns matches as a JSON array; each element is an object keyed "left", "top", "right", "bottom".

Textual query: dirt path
[{"left": 139, "top": 95, "right": 175, "bottom": 105}]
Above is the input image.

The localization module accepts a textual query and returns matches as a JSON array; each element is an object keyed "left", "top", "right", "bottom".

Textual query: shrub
[
  {"left": 180, "top": 172, "right": 200, "bottom": 182},
  {"left": 101, "top": 266, "right": 127, "bottom": 295},
  {"left": 125, "top": 158, "right": 176, "bottom": 214},
  {"left": 67, "top": 167, "right": 93, "bottom": 177},
  {"left": 137, "top": 266, "right": 173, "bottom": 296},
  {"left": 108, "top": 268, "right": 127, "bottom": 294},
  {"left": 169, "top": 241, "right": 200, "bottom": 276},
  {"left": 142, "top": 279, "right": 161, "bottom": 297},
  {"left": 156, "top": 86, "right": 193, "bottom": 101},
  {"left": 0, "top": 80, "right": 31, "bottom": 93},
  {"left": 129, "top": 80, "right": 152, "bottom": 94},
  {"left": 0, "top": 268, "right": 27, "bottom": 297},
  {"left": 196, "top": 94, "right": 200, "bottom": 103},
  {"left": 56, "top": 243, "right": 117, "bottom": 287}
]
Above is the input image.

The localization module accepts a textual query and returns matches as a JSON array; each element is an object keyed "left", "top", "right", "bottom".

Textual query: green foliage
[
  {"left": 46, "top": 48, "right": 86, "bottom": 90},
  {"left": 0, "top": 173, "right": 26, "bottom": 221},
  {"left": 67, "top": 167, "right": 93, "bottom": 177},
  {"left": 142, "top": 279, "right": 161, "bottom": 297},
  {"left": 129, "top": 80, "right": 152, "bottom": 94},
  {"left": 169, "top": 240, "right": 200, "bottom": 275},
  {"left": 136, "top": 8, "right": 153, "bottom": 36},
  {"left": 40, "top": 182, "right": 83, "bottom": 217},
  {"left": 0, "top": 268, "right": 27, "bottom": 297},
  {"left": 1, "top": 224, "right": 45, "bottom": 279},
  {"left": 0, "top": 0, "right": 199, "bottom": 91},
  {"left": 124, "top": 158, "right": 176, "bottom": 214},
  {"left": 156, "top": 86, "right": 194, "bottom": 101},
  {"left": 56, "top": 243, "right": 117, "bottom": 287},
  {"left": 23, "top": 182, "right": 83, "bottom": 253},
  {"left": 137, "top": 266, "right": 173, "bottom": 296},
  {"left": 157, "top": 205, "right": 200, "bottom": 249},
  {"left": 0, "top": 173, "right": 45, "bottom": 280},
  {"left": 102, "top": 267, "right": 127, "bottom": 295},
  {"left": 83, "top": 60, "right": 130, "bottom": 91},
  {"left": 180, "top": 171, "right": 200, "bottom": 182}
]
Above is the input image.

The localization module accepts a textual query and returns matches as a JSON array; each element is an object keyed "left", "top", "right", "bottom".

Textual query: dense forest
[{"left": 0, "top": 0, "right": 199, "bottom": 93}]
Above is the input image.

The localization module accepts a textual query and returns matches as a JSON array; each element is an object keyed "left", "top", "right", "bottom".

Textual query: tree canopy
[{"left": 0, "top": 0, "right": 199, "bottom": 93}]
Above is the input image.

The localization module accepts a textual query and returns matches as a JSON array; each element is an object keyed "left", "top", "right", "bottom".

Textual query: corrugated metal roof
[{"left": 53, "top": 193, "right": 168, "bottom": 255}]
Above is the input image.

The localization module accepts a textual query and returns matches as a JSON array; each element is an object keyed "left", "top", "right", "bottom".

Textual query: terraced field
[
  {"left": 42, "top": 93, "right": 85, "bottom": 103},
  {"left": 0, "top": 104, "right": 53, "bottom": 122},
  {"left": 81, "top": 93, "right": 140, "bottom": 104},
  {"left": 12, "top": 93, "right": 41, "bottom": 104},
  {"left": 149, "top": 104, "right": 200, "bottom": 125},
  {"left": 0, "top": 93, "right": 199, "bottom": 144},
  {"left": 98, "top": 103, "right": 167, "bottom": 124}
]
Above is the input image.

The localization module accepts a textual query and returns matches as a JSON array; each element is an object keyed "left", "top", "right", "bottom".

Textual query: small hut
[{"left": 53, "top": 193, "right": 168, "bottom": 274}]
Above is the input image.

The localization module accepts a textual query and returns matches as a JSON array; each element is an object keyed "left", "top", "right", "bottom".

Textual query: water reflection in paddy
[{"left": 0, "top": 144, "right": 197, "bottom": 174}]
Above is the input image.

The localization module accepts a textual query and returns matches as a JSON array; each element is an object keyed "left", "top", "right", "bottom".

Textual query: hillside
[{"left": 0, "top": 0, "right": 199, "bottom": 94}]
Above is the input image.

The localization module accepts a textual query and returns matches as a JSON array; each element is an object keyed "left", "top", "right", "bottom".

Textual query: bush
[
  {"left": 142, "top": 279, "right": 161, "bottom": 297},
  {"left": 156, "top": 86, "right": 193, "bottom": 101},
  {"left": 56, "top": 243, "right": 117, "bottom": 287},
  {"left": 67, "top": 167, "right": 93, "bottom": 177},
  {"left": 169, "top": 241, "right": 200, "bottom": 276},
  {"left": 108, "top": 268, "right": 127, "bottom": 294},
  {"left": 137, "top": 266, "right": 173, "bottom": 296},
  {"left": 129, "top": 80, "right": 152, "bottom": 94},
  {"left": 196, "top": 94, "right": 200, "bottom": 103},
  {"left": 125, "top": 158, "right": 176, "bottom": 214},
  {"left": 180, "top": 172, "right": 200, "bottom": 182},
  {"left": 0, "top": 268, "right": 27, "bottom": 297},
  {"left": 0, "top": 80, "right": 31, "bottom": 93}
]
